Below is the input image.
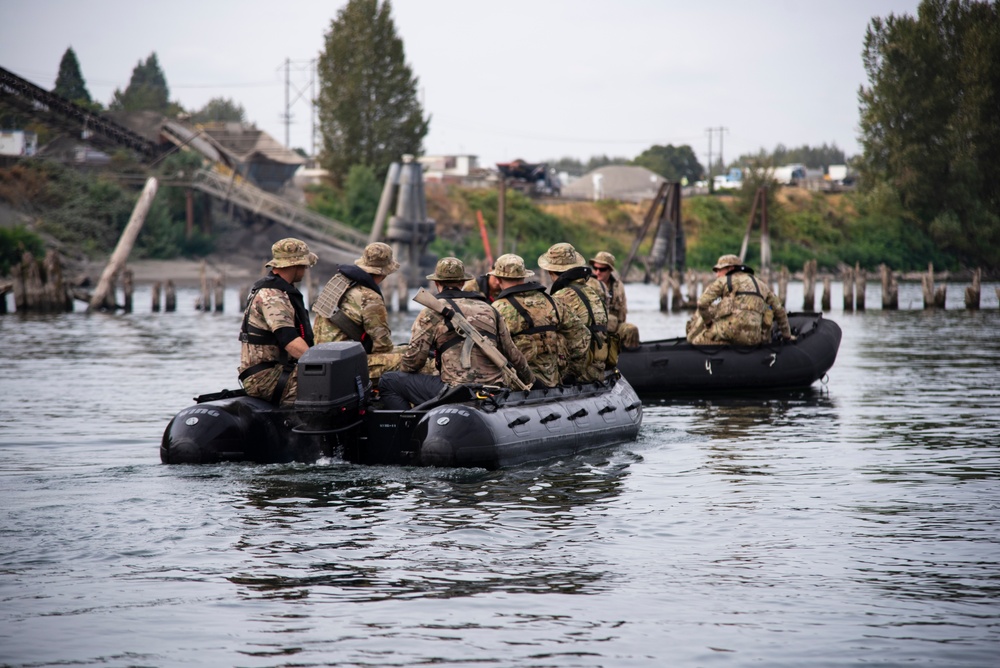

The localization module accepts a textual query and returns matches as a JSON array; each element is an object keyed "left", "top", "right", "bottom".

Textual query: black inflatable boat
[
  {"left": 617, "top": 312, "right": 841, "bottom": 395},
  {"left": 161, "top": 342, "right": 643, "bottom": 469}
]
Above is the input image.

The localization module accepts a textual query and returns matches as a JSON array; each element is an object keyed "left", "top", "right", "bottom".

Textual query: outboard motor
[{"left": 294, "top": 342, "right": 371, "bottom": 435}]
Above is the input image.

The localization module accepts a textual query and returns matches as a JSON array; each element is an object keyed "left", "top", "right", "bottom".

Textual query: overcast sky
[{"left": 2, "top": 0, "right": 922, "bottom": 168}]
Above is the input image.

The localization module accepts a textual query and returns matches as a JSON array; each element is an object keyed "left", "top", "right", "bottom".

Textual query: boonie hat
[
  {"left": 489, "top": 253, "right": 534, "bottom": 279},
  {"left": 266, "top": 238, "right": 318, "bottom": 268},
  {"left": 426, "top": 257, "right": 473, "bottom": 282},
  {"left": 589, "top": 251, "right": 616, "bottom": 270},
  {"left": 712, "top": 254, "right": 743, "bottom": 272},
  {"left": 537, "top": 243, "right": 586, "bottom": 272},
  {"left": 355, "top": 242, "right": 400, "bottom": 276}
]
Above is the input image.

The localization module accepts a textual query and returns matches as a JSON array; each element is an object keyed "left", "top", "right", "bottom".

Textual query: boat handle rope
[
  {"left": 598, "top": 405, "right": 617, "bottom": 415},
  {"left": 625, "top": 401, "right": 641, "bottom": 411},
  {"left": 507, "top": 415, "right": 530, "bottom": 428},
  {"left": 567, "top": 408, "right": 588, "bottom": 421},
  {"left": 540, "top": 413, "right": 560, "bottom": 424}
]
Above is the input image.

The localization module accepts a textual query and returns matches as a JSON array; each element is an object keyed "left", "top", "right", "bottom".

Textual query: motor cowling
[{"left": 294, "top": 342, "right": 371, "bottom": 434}]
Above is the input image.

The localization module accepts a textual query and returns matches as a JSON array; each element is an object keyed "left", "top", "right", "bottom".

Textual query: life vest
[
  {"left": 237, "top": 272, "right": 313, "bottom": 403},
  {"left": 432, "top": 289, "right": 497, "bottom": 370},
  {"left": 494, "top": 282, "right": 560, "bottom": 338},
  {"left": 313, "top": 265, "right": 383, "bottom": 353}
]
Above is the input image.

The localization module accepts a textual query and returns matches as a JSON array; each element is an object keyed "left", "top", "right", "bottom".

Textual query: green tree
[
  {"left": 317, "top": 0, "right": 429, "bottom": 185},
  {"left": 632, "top": 144, "right": 703, "bottom": 182},
  {"left": 53, "top": 47, "right": 91, "bottom": 105},
  {"left": 858, "top": 0, "right": 1000, "bottom": 269},
  {"left": 110, "top": 53, "right": 171, "bottom": 112},
  {"left": 308, "top": 164, "right": 382, "bottom": 231},
  {"left": 191, "top": 97, "right": 246, "bottom": 123}
]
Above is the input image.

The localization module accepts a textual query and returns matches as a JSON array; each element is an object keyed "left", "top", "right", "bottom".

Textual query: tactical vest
[
  {"left": 495, "top": 282, "right": 560, "bottom": 338},
  {"left": 313, "top": 266, "right": 383, "bottom": 353},
  {"left": 237, "top": 272, "right": 313, "bottom": 403},
  {"left": 433, "top": 290, "right": 498, "bottom": 370}
]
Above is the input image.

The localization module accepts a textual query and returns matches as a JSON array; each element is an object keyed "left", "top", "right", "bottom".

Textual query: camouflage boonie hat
[
  {"left": 537, "top": 242, "right": 585, "bottom": 272},
  {"left": 355, "top": 242, "right": 400, "bottom": 276},
  {"left": 712, "top": 254, "right": 743, "bottom": 271},
  {"left": 266, "top": 238, "right": 318, "bottom": 268},
  {"left": 589, "top": 251, "right": 616, "bottom": 270},
  {"left": 488, "top": 253, "right": 534, "bottom": 279},
  {"left": 426, "top": 257, "right": 473, "bottom": 282}
]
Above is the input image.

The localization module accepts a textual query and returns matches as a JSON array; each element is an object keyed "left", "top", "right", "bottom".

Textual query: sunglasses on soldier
[{"left": 592, "top": 265, "right": 610, "bottom": 273}]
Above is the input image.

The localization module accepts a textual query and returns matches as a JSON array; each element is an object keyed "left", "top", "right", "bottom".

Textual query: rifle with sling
[{"left": 412, "top": 288, "right": 531, "bottom": 391}]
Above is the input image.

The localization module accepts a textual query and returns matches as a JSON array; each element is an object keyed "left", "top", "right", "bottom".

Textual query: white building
[{"left": 418, "top": 154, "right": 479, "bottom": 183}]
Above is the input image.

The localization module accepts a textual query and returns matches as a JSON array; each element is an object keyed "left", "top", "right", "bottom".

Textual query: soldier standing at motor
[
  {"left": 688, "top": 254, "right": 793, "bottom": 346},
  {"left": 490, "top": 253, "right": 564, "bottom": 388},
  {"left": 538, "top": 243, "right": 609, "bottom": 383},
  {"left": 312, "top": 242, "right": 403, "bottom": 382},
  {"left": 238, "top": 238, "right": 317, "bottom": 405},
  {"left": 378, "top": 257, "right": 534, "bottom": 410},
  {"left": 590, "top": 251, "right": 640, "bottom": 350}
]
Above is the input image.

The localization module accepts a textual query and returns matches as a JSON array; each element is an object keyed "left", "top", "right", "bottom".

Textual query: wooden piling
[
  {"left": 821, "top": 276, "right": 831, "bottom": 311},
  {"left": 964, "top": 268, "right": 981, "bottom": 310},
  {"left": 0, "top": 282, "right": 9, "bottom": 314},
  {"left": 670, "top": 271, "right": 683, "bottom": 312},
  {"left": 13, "top": 250, "right": 74, "bottom": 313},
  {"left": 854, "top": 262, "right": 866, "bottom": 311},
  {"left": 198, "top": 261, "right": 211, "bottom": 311},
  {"left": 802, "top": 259, "right": 816, "bottom": 311},
  {"left": 123, "top": 269, "right": 134, "bottom": 313},
  {"left": 842, "top": 266, "right": 854, "bottom": 313},
  {"left": 394, "top": 273, "right": 410, "bottom": 312},
  {"left": 921, "top": 263, "right": 946, "bottom": 308},
  {"left": 778, "top": 266, "right": 789, "bottom": 307},
  {"left": 89, "top": 177, "right": 158, "bottom": 312},
  {"left": 152, "top": 281, "right": 162, "bottom": 312},
  {"left": 214, "top": 276, "right": 225, "bottom": 313},
  {"left": 165, "top": 280, "right": 177, "bottom": 312},
  {"left": 659, "top": 273, "right": 672, "bottom": 312},
  {"left": 880, "top": 264, "right": 898, "bottom": 310}
]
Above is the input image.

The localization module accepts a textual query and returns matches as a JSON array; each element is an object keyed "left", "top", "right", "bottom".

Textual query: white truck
[{"left": 0, "top": 130, "right": 37, "bottom": 156}]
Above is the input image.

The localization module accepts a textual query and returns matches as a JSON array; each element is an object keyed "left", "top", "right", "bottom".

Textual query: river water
[{"left": 1, "top": 281, "right": 999, "bottom": 667}]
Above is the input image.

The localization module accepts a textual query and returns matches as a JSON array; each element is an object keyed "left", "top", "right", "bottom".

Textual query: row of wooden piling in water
[
  {"left": 658, "top": 261, "right": 995, "bottom": 312},
  {"left": 2, "top": 251, "right": 997, "bottom": 315}
]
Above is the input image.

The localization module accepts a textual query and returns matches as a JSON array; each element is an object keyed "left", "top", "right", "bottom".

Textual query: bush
[{"left": 0, "top": 225, "right": 45, "bottom": 276}]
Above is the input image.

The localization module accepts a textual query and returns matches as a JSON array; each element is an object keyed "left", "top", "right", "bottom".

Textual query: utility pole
[
  {"left": 279, "top": 58, "right": 316, "bottom": 152},
  {"left": 284, "top": 58, "right": 290, "bottom": 148},
  {"left": 715, "top": 126, "right": 728, "bottom": 174},
  {"left": 706, "top": 128, "right": 713, "bottom": 184}
]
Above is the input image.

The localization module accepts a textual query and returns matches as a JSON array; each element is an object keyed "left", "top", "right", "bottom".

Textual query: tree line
[{"left": 5, "top": 0, "right": 998, "bottom": 272}]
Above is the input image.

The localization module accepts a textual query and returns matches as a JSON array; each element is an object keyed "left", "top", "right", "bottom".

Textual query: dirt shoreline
[{"left": 77, "top": 257, "right": 262, "bottom": 289}]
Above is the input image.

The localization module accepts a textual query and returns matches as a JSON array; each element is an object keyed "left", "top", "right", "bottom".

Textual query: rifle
[{"left": 412, "top": 288, "right": 531, "bottom": 391}]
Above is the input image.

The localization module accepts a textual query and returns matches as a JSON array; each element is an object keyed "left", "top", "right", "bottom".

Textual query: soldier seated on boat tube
[
  {"left": 312, "top": 242, "right": 405, "bottom": 383},
  {"left": 538, "top": 242, "right": 610, "bottom": 384},
  {"left": 489, "top": 253, "right": 564, "bottom": 388},
  {"left": 462, "top": 269, "right": 502, "bottom": 303},
  {"left": 238, "top": 238, "right": 317, "bottom": 406},
  {"left": 589, "top": 250, "right": 641, "bottom": 351},
  {"left": 686, "top": 254, "right": 794, "bottom": 346},
  {"left": 378, "top": 257, "right": 535, "bottom": 410}
]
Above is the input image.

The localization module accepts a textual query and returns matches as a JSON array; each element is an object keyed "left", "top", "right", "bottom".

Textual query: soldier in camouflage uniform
[
  {"left": 462, "top": 272, "right": 501, "bottom": 303},
  {"left": 238, "top": 238, "right": 317, "bottom": 405},
  {"left": 489, "top": 253, "right": 564, "bottom": 388},
  {"left": 688, "top": 254, "right": 793, "bottom": 346},
  {"left": 538, "top": 243, "right": 609, "bottom": 383},
  {"left": 313, "top": 242, "right": 403, "bottom": 382},
  {"left": 590, "top": 251, "right": 640, "bottom": 350},
  {"left": 379, "top": 257, "right": 535, "bottom": 410}
]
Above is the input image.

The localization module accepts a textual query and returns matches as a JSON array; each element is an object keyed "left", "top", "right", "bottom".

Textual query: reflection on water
[
  {"left": 1, "top": 285, "right": 999, "bottom": 666},
  {"left": 225, "top": 454, "right": 634, "bottom": 602}
]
